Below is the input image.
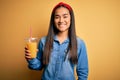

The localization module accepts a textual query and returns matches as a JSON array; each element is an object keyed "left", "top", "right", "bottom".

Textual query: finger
[
  {"left": 25, "top": 47, "right": 28, "bottom": 50},
  {"left": 25, "top": 52, "right": 31, "bottom": 56},
  {"left": 25, "top": 50, "right": 30, "bottom": 53},
  {"left": 25, "top": 56, "right": 32, "bottom": 60},
  {"left": 36, "top": 49, "right": 39, "bottom": 52}
]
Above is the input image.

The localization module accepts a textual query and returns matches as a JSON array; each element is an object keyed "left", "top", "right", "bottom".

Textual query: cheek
[
  {"left": 54, "top": 19, "right": 59, "bottom": 23},
  {"left": 54, "top": 20, "right": 57, "bottom": 26},
  {"left": 67, "top": 19, "right": 71, "bottom": 25},
  {"left": 66, "top": 17, "right": 71, "bottom": 24}
]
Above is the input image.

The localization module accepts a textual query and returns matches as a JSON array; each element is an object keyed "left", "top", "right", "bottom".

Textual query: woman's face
[{"left": 54, "top": 7, "right": 71, "bottom": 33}]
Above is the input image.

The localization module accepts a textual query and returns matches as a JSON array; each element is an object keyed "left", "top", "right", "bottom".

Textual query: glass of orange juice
[{"left": 25, "top": 37, "right": 38, "bottom": 58}]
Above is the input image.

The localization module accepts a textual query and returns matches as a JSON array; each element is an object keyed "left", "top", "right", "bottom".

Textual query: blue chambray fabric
[{"left": 27, "top": 36, "right": 88, "bottom": 80}]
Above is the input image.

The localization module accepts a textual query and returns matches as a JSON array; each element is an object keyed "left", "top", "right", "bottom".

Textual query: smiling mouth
[
  {"left": 58, "top": 24, "right": 66, "bottom": 27},
  {"left": 58, "top": 23, "right": 66, "bottom": 26}
]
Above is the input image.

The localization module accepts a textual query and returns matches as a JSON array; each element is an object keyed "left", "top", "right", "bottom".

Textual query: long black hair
[{"left": 43, "top": 2, "right": 78, "bottom": 65}]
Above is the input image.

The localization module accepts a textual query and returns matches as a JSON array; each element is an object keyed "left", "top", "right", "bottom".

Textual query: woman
[{"left": 25, "top": 2, "right": 88, "bottom": 80}]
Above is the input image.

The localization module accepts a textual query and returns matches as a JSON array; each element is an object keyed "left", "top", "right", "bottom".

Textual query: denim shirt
[{"left": 27, "top": 36, "right": 88, "bottom": 80}]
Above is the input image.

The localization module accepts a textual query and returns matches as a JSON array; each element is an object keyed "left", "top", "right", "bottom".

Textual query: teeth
[
  {"left": 59, "top": 25, "right": 65, "bottom": 26},
  {"left": 59, "top": 24, "right": 65, "bottom": 25}
]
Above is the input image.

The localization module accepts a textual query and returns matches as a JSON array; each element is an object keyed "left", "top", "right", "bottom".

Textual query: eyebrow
[{"left": 55, "top": 13, "right": 69, "bottom": 16}]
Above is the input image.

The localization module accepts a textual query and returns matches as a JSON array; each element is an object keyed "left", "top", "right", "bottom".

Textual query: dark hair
[{"left": 43, "top": 2, "right": 78, "bottom": 65}]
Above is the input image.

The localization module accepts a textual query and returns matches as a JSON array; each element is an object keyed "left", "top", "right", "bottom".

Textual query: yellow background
[{"left": 0, "top": 0, "right": 120, "bottom": 80}]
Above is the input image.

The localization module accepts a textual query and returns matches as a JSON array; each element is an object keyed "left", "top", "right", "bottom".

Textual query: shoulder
[
  {"left": 76, "top": 36, "right": 87, "bottom": 51},
  {"left": 39, "top": 36, "right": 47, "bottom": 46},
  {"left": 76, "top": 36, "right": 86, "bottom": 46},
  {"left": 40, "top": 36, "right": 47, "bottom": 42}
]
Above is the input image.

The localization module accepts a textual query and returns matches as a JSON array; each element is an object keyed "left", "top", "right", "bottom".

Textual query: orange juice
[
  {"left": 25, "top": 37, "right": 38, "bottom": 58},
  {"left": 27, "top": 42, "right": 37, "bottom": 58}
]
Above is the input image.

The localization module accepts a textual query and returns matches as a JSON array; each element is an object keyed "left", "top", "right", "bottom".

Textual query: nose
[{"left": 59, "top": 17, "right": 64, "bottom": 23}]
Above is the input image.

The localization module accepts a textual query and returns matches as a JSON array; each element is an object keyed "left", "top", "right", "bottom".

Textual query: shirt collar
[{"left": 53, "top": 35, "right": 70, "bottom": 43}]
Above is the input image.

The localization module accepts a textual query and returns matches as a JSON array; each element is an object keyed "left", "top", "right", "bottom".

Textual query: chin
[{"left": 59, "top": 29, "right": 68, "bottom": 32}]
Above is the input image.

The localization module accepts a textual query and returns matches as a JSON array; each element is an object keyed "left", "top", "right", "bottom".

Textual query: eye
[
  {"left": 54, "top": 15, "right": 60, "bottom": 19},
  {"left": 63, "top": 16, "right": 68, "bottom": 18}
]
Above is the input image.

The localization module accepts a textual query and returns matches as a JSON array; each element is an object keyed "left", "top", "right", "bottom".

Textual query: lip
[
  {"left": 58, "top": 23, "right": 66, "bottom": 26},
  {"left": 58, "top": 24, "right": 66, "bottom": 27}
]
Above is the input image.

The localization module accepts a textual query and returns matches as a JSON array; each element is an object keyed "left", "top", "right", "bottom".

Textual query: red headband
[{"left": 52, "top": 2, "right": 72, "bottom": 13}]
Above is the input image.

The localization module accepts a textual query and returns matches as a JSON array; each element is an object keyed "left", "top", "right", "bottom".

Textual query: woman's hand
[
  {"left": 24, "top": 47, "right": 32, "bottom": 60},
  {"left": 24, "top": 46, "right": 38, "bottom": 60}
]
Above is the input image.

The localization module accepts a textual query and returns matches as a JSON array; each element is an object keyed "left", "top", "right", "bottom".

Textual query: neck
[{"left": 56, "top": 31, "right": 68, "bottom": 44}]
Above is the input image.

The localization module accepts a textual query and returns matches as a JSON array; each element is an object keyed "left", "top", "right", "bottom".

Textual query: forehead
[{"left": 54, "top": 7, "right": 70, "bottom": 15}]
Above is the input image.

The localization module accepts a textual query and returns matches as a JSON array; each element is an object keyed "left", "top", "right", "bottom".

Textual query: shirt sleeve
[
  {"left": 76, "top": 39, "right": 89, "bottom": 80},
  {"left": 27, "top": 39, "right": 44, "bottom": 70}
]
